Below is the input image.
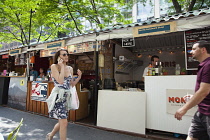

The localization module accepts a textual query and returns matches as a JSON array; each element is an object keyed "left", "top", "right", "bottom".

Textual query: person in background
[
  {"left": 142, "top": 55, "right": 159, "bottom": 81},
  {"left": 46, "top": 49, "right": 82, "bottom": 140},
  {"left": 37, "top": 68, "right": 45, "bottom": 79},
  {"left": 174, "top": 40, "right": 210, "bottom": 140},
  {"left": 29, "top": 64, "right": 38, "bottom": 80}
]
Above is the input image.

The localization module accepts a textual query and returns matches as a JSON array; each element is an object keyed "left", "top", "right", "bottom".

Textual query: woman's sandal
[{"left": 46, "top": 133, "right": 53, "bottom": 140}]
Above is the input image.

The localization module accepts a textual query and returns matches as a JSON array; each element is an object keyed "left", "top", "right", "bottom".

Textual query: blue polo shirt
[
  {"left": 30, "top": 70, "right": 38, "bottom": 80},
  {"left": 196, "top": 57, "right": 210, "bottom": 115}
]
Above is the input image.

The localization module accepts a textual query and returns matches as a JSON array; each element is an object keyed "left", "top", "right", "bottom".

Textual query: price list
[{"left": 185, "top": 26, "right": 210, "bottom": 70}]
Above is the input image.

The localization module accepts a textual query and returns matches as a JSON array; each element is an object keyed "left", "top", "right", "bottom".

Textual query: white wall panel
[
  {"left": 145, "top": 75, "right": 196, "bottom": 134},
  {"left": 97, "top": 90, "right": 146, "bottom": 134}
]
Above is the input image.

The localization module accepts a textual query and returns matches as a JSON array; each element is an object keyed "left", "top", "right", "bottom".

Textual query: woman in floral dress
[{"left": 46, "top": 49, "right": 82, "bottom": 140}]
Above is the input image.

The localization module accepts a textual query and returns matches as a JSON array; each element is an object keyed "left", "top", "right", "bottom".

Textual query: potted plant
[
  {"left": 162, "top": 69, "right": 168, "bottom": 75},
  {"left": 180, "top": 68, "right": 186, "bottom": 75}
]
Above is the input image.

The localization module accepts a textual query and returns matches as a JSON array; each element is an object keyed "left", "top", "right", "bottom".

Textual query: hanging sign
[
  {"left": 133, "top": 21, "right": 177, "bottom": 37},
  {"left": 2, "top": 54, "right": 9, "bottom": 59},
  {"left": 122, "top": 38, "right": 135, "bottom": 47},
  {"left": 185, "top": 26, "right": 210, "bottom": 70},
  {"left": 31, "top": 82, "right": 48, "bottom": 101},
  {"left": 45, "top": 40, "right": 65, "bottom": 50},
  {"left": 40, "top": 49, "right": 58, "bottom": 57},
  {"left": 9, "top": 48, "right": 21, "bottom": 55}
]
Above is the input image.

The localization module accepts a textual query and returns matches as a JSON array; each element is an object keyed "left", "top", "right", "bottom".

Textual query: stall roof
[{"left": 0, "top": 7, "right": 210, "bottom": 53}]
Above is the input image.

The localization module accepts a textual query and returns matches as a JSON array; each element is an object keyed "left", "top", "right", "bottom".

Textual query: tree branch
[
  {"left": 188, "top": 0, "right": 196, "bottom": 11},
  {"left": 63, "top": 0, "right": 82, "bottom": 34},
  {"left": 5, "top": 27, "right": 23, "bottom": 42},
  {"left": 89, "top": 0, "right": 101, "bottom": 27},
  {"left": 172, "top": 0, "right": 182, "bottom": 13},
  {"left": 37, "top": 26, "right": 43, "bottom": 43},
  {"left": 199, "top": 0, "right": 205, "bottom": 9},
  {"left": 14, "top": 13, "right": 28, "bottom": 45}
]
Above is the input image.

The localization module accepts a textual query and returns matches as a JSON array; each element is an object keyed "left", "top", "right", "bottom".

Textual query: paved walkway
[{"left": 0, "top": 106, "right": 150, "bottom": 140}]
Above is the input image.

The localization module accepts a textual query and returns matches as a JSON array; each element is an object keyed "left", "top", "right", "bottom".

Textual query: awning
[
  {"left": 66, "top": 27, "right": 133, "bottom": 45},
  {"left": 177, "top": 14, "right": 210, "bottom": 31},
  {"left": 27, "top": 44, "right": 45, "bottom": 52}
]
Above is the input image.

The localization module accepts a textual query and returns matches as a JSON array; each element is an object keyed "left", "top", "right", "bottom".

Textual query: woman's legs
[
  {"left": 50, "top": 122, "right": 60, "bottom": 136},
  {"left": 59, "top": 119, "right": 68, "bottom": 140}
]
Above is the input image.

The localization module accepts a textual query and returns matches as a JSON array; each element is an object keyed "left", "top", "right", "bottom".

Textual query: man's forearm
[{"left": 182, "top": 89, "right": 207, "bottom": 111}]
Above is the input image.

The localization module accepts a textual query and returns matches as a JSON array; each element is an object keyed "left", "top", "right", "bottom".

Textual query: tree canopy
[
  {"left": 0, "top": 0, "right": 128, "bottom": 46},
  {"left": 0, "top": 0, "right": 210, "bottom": 47},
  {"left": 166, "top": 0, "right": 210, "bottom": 14}
]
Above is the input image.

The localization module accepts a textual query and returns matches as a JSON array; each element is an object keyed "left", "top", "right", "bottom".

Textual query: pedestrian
[
  {"left": 46, "top": 49, "right": 82, "bottom": 140},
  {"left": 174, "top": 40, "right": 210, "bottom": 140}
]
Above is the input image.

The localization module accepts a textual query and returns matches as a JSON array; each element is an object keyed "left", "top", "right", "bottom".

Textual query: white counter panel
[
  {"left": 145, "top": 75, "right": 197, "bottom": 134},
  {"left": 97, "top": 90, "right": 146, "bottom": 134}
]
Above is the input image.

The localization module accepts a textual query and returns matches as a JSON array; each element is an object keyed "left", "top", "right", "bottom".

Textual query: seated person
[
  {"left": 29, "top": 64, "right": 38, "bottom": 80},
  {"left": 37, "top": 68, "right": 45, "bottom": 79}
]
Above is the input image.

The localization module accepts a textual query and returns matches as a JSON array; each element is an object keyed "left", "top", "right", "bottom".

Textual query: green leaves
[
  {"left": 166, "top": 0, "right": 210, "bottom": 14},
  {"left": 0, "top": 0, "right": 132, "bottom": 46},
  {"left": 7, "top": 118, "right": 23, "bottom": 140}
]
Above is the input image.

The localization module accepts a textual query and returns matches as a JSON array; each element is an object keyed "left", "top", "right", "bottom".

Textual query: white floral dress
[{"left": 49, "top": 76, "right": 72, "bottom": 119}]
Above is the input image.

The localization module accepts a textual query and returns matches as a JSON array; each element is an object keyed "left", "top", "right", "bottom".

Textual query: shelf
[{"left": 115, "top": 71, "right": 129, "bottom": 75}]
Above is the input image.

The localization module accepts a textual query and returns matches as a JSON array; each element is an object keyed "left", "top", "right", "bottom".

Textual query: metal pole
[
  {"left": 154, "top": 0, "right": 160, "bottom": 18},
  {"left": 94, "top": 37, "right": 99, "bottom": 125}
]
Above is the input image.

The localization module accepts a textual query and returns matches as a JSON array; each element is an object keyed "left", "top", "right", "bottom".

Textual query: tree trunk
[
  {"left": 188, "top": 0, "right": 197, "bottom": 11},
  {"left": 172, "top": 0, "right": 182, "bottom": 13}
]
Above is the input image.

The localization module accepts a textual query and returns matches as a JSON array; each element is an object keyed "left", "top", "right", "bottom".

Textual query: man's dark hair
[
  {"left": 151, "top": 55, "right": 159, "bottom": 62},
  {"left": 196, "top": 40, "right": 210, "bottom": 54}
]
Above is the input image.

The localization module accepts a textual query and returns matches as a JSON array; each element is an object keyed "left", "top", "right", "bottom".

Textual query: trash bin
[{"left": 0, "top": 77, "right": 10, "bottom": 105}]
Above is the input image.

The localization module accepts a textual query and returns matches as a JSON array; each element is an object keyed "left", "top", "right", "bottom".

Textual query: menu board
[
  {"left": 185, "top": 26, "right": 210, "bottom": 70},
  {"left": 67, "top": 41, "right": 104, "bottom": 54}
]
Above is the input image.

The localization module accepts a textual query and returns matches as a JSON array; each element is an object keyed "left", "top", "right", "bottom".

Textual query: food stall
[
  {"left": 97, "top": 18, "right": 210, "bottom": 135},
  {"left": 26, "top": 40, "right": 92, "bottom": 121},
  {"left": 0, "top": 48, "right": 28, "bottom": 110}
]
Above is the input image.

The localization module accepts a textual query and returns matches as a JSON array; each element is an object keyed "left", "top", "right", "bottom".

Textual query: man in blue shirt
[{"left": 29, "top": 64, "right": 38, "bottom": 80}]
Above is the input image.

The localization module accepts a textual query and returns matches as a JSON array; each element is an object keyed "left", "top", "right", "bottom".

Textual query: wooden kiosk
[{"left": 26, "top": 81, "right": 89, "bottom": 121}]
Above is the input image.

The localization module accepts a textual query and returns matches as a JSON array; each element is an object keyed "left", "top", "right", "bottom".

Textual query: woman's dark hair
[
  {"left": 53, "top": 49, "right": 69, "bottom": 64},
  {"left": 39, "top": 67, "right": 45, "bottom": 74}
]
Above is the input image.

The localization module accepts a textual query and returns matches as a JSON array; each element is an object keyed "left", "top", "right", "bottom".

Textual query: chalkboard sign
[
  {"left": 122, "top": 38, "right": 135, "bottom": 47},
  {"left": 185, "top": 26, "right": 210, "bottom": 70}
]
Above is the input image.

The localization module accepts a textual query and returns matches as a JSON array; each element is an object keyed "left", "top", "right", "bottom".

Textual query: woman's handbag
[{"left": 69, "top": 85, "right": 79, "bottom": 110}]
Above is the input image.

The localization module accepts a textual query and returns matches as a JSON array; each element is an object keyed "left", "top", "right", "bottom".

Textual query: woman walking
[{"left": 46, "top": 49, "right": 82, "bottom": 140}]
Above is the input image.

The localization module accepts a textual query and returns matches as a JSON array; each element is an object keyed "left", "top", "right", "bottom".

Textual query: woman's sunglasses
[{"left": 60, "top": 53, "right": 68, "bottom": 57}]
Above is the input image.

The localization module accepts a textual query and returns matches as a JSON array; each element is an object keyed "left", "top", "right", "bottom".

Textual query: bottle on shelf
[
  {"left": 175, "top": 64, "right": 181, "bottom": 75},
  {"left": 47, "top": 70, "right": 51, "bottom": 81},
  {"left": 155, "top": 62, "right": 159, "bottom": 76},
  {"left": 152, "top": 67, "right": 155, "bottom": 76},
  {"left": 159, "top": 62, "right": 163, "bottom": 75},
  {"left": 147, "top": 63, "right": 152, "bottom": 76}
]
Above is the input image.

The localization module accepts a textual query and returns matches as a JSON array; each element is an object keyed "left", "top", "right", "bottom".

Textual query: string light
[
  {"left": 170, "top": 51, "right": 174, "bottom": 54},
  {"left": 159, "top": 50, "right": 162, "bottom": 54},
  {"left": 137, "top": 53, "right": 142, "bottom": 58},
  {"left": 148, "top": 54, "right": 151, "bottom": 57}
]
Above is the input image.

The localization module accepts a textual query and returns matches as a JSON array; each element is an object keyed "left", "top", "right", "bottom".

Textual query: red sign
[{"left": 2, "top": 54, "right": 9, "bottom": 59}]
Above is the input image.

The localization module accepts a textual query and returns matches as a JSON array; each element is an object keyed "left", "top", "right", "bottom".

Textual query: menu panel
[{"left": 185, "top": 26, "right": 210, "bottom": 70}]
